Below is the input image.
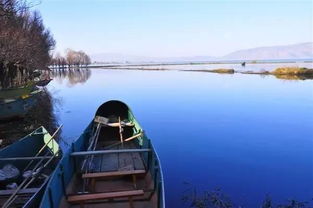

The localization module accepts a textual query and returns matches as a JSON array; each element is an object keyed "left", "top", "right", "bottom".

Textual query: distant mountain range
[
  {"left": 221, "top": 42, "right": 313, "bottom": 61},
  {"left": 91, "top": 42, "right": 313, "bottom": 63}
]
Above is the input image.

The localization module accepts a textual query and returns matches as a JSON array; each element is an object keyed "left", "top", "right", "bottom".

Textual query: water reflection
[
  {"left": 51, "top": 68, "right": 91, "bottom": 87},
  {"left": 0, "top": 89, "right": 60, "bottom": 147},
  {"left": 47, "top": 68, "right": 312, "bottom": 207},
  {"left": 273, "top": 74, "right": 313, "bottom": 80},
  {"left": 0, "top": 68, "right": 59, "bottom": 147}
]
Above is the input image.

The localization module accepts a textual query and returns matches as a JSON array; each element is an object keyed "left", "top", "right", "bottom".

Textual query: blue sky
[{"left": 36, "top": 0, "right": 312, "bottom": 57}]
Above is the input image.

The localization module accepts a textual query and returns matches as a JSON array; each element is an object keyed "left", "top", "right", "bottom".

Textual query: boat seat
[
  {"left": 82, "top": 169, "right": 146, "bottom": 190},
  {"left": 0, "top": 188, "right": 39, "bottom": 196},
  {"left": 94, "top": 116, "right": 134, "bottom": 127},
  {"left": 67, "top": 190, "right": 144, "bottom": 208}
]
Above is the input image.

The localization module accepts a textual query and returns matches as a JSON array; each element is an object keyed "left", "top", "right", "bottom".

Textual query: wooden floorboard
[
  {"left": 131, "top": 152, "right": 145, "bottom": 170},
  {"left": 89, "top": 139, "right": 145, "bottom": 173},
  {"left": 83, "top": 170, "right": 146, "bottom": 179},
  {"left": 68, "top": 190, "right": 144, "bottom": 203},
  {"left": 118, "top": 152, "right": 134, "bottom": 171},
  {"left": 89, "top": 155, "right": 102, "bottom": 173},
  {"left": 100, "top": 153, "right": 119, "bottom": 172}
]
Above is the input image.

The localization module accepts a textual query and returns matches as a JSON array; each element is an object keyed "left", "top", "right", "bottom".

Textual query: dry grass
[
  {"left": 241, "top": 70, "right": 270, "bottom": 75},
  {"left": 183, "top": 69, "right": 235, "bottom": 74},
  {"left": 271, "top": 67, "right": 313, "bottom": 75},
  {"left": 208, "top": 69, "right": 235, "bottom": 74}
]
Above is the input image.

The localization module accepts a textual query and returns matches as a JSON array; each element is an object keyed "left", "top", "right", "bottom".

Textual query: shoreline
[
  {"left": 87, "top": 59, "right": 313, "bottom": 69},
  {"left": 80, "top": 66, "right": 313, "bottom": 80}
]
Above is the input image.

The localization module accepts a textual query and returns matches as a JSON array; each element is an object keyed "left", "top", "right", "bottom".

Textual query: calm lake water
[{"left": 47, "top": 67, "right": 313, "bottom": 207}]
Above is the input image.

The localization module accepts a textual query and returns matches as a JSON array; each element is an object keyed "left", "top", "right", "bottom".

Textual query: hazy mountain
[
  {"left": 91, "top": 53, "right": 215, "bottom": 64},
  {"left": 91, "top": 42, "right": 313, "bottom": 63},
  {"left": 221, "top": 42, "right": 313, "bottom": 60}
]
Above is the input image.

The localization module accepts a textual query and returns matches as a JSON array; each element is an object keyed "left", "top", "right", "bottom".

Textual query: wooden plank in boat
[
  {"left": 67, "top": 190, "right": 144, "bottom": 203},
  {"left": 100, "top": 153, "right": 118, "bottom": 172},
  {"left": 88, "top": 155, "right": 102, "bottom": 173},
  {"left": 82, "top": 169, "right": 146, "bottom": 179},
  {"left": 94, "top": 116, "right": 109, "bottom": 125},
  {"left": 118, "top": 152, "right": 134, "bottom": 171},
  {"left": 131, "top": 152, "right": 145, "bottom": 170}
]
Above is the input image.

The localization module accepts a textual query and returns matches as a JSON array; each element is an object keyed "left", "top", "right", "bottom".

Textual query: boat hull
[
  {"left": 39, "top": 100, "right": 165, "bottom": 208},
  {"left": 0, "top": 89, "right": 41, "bottom": 121}
]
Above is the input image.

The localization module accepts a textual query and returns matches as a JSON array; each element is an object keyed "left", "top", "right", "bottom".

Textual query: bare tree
[{"left": 0, "top": 0, "right": 55, "bottom": 88}]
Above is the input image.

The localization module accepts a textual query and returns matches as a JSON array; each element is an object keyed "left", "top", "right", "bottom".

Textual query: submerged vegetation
[
  {"left": 0, "top": 0, "right": 55, "bottom": 88},
  {"left": 182, "top": 184, "right": 313, "bottom": 208}
]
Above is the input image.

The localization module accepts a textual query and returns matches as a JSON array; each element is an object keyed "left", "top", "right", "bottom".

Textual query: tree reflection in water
[
  {"left": 0, "top": 89, "right": 60, "bottom": 147},
  {"left": 51, "top": 68, "right": 91, "bottom": 87},
  {"left": 0, "top": 67, "right": 89, "bottom": 147}
]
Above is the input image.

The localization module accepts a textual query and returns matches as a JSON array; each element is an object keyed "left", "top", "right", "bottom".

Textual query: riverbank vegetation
[
  {"left": 271, "top": 67, "right": 313, "bottom": 78},
  {"left": 50, "top": 49, "right": 91, "bottom": 68},
  {"left": 181, "top": 67, "right": 313, "bottom": 80},
  {"left": 0, "top": 0, "right": 55, "bottom": 88}
]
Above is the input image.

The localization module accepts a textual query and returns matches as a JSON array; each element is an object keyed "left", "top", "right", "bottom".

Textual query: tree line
[
  {"left": 0, "top": 0, "right": 55, "bottom": 88},
  {"left": 50, "top": 49, "right": 91, "bottom": 68}
]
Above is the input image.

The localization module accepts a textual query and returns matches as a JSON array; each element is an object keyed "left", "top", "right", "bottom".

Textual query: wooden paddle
[{"left": 23, "top": 125, "right": 63, "bottom": 172}]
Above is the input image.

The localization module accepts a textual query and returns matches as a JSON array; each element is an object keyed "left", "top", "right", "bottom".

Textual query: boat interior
[
  {"left": 0, "top": 130, "right": 60, "bottom": 208},
  {"left": 62, "top": 101, "right": 162, "bottom": 208}
]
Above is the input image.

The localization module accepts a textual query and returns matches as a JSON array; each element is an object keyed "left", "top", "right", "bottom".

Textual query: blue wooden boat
[
  {"left": 40, "top": 100, "right": 165, "bottom": 208},
  {"left": 0, "top": 88, "right": 42, "bottom": 121},
  {"left": 0, "top": 126, "right": 61, "bottom": 208}
]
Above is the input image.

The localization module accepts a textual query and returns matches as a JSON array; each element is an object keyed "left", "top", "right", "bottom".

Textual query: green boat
[
  {"left": 0, "top": 126, "right": 61, "bottom": 208},
  {"left": 40, "top": 100, "right": 165, "bottom": 208},
  {"left": 0, "top": 88, "right": 42, "bottom": 121}
]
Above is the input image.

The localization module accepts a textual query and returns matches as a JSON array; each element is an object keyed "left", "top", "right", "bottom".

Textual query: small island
[
  {"left": 183, "top": 68, "right": 235, "bottom": 74},
  {"left": 183, "top": 67, "right": 313, "bottom": 80}
]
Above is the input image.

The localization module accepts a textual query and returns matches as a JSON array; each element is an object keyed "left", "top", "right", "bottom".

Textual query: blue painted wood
[{"left": 0, "top": 126, "right": 56, "bottom": 208}]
